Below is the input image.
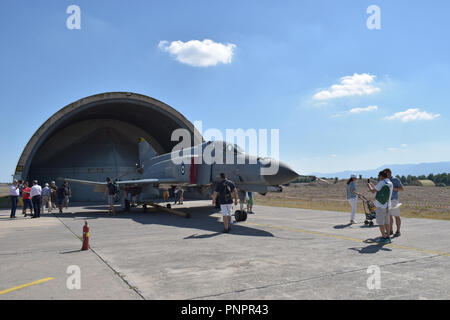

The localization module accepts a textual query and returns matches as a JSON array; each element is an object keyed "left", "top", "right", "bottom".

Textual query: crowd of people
[
  {"left": 346, "top": 167, "right": 404, "bottom": 244},
  {"left": 9, "top": 180, "right": 72, "bottom": 218}
]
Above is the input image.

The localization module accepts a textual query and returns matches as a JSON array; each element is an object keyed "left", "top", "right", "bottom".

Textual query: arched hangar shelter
[{"left": 14, "top": 92, "right": 203, "bottom": 201}]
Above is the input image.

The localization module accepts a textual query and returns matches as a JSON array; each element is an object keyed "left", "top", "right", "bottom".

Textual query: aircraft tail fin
[{"left": 138, "top": 138, "right": 157, "bottom": 165}]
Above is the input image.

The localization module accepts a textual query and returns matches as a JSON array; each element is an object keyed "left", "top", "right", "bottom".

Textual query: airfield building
[{"left": 13, "top": 92, "right": 202, "bottom": 201}]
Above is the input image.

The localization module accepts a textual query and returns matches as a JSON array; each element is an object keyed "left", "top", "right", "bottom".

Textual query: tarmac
[{"left": 1, "top": 201, "right": 449, "bottom": 300}]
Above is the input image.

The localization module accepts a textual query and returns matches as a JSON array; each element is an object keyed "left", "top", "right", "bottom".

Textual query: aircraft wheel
[
  {"left": 369, "top": 221, "right": 374, "bottom": 226},
  {"left": 124, "top": 199, "right": 130, "bottom": 212},
  {"left": 364, "top": 220, "right": 369, "bottom": 225},
  {"left": 241, "top": 210, "right": 248, "bottom": 222},
  {"left": 166, "top": 204, "right": 172, "bottom": 209},
  {"left": 234, "top": 210, "right": 242, "bottom": 222},
  {"left": 143, "top": 204, "right": 147, "bottom": 213}
]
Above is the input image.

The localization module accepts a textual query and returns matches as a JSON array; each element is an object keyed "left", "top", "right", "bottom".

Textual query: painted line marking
[
  {"left": 0, "top": 277, "right": 54, "bottom": 296},
  {"left": 246, "top": 222, "right": 450, "bottom": 257}
]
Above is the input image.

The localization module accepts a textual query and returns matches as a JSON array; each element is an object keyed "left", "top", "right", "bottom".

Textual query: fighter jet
[{"left": 64, "top": 138, "right": 299, "bottom": 220}]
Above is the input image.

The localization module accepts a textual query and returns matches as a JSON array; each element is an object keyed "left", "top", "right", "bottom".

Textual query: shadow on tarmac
[
  {"left": 348, "top": 238, "right": 393, "bottom": 254},
  {"left": 50, "top": 203, "right": 274, "bottom": 239},
  {"left": 333, "top": 223, "right": 353, "bottom": 229}
]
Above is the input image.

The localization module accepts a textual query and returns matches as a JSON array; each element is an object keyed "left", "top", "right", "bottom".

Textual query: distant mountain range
[{"left": 310, "top": 161, "right": 450, "bottom": 179}]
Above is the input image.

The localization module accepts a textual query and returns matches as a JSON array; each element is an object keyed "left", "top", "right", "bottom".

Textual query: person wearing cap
[
  {"left": 41, "top": 183, "right": 52, "bottom": 213},
  {"left": 346, "top": 174, "right": 358, "bottom": 224},
  {"left": 383, "top": 168, "right": 404, "bottom": 237}
]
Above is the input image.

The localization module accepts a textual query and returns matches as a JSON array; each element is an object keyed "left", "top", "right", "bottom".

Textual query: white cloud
[
  {"left": 384, "top": 108, "right": 440, "bottom": 122},
  {"left": 158, "top": 39, "right": 236, "bottom": 67},
  {"left": 331, "top": 154, "right": 337, "bottom": 158},
  {"left": 387, "top": 147, "right": 398, "bottom": 152},
  {"left": 401, "top": 144, "right": 407, "bottom": 148},
  {"left": 349, "top": 105, "right": 378, "bottom": 113},
  {"left": 313, "top": 73, "right": 380, "bottom": 100}
]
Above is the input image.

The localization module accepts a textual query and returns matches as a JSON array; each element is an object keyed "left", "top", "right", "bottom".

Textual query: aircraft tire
[
  {"left": 241, "top": 210, "right": 248, "bottom": 222},
  {"left": 234, "top": 210, "right": 242, "bottom": 222}
]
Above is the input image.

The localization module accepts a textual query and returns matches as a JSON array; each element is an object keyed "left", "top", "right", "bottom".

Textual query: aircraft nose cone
[{"left": 263, "top": 161, "right": 299, "bottom": 185}]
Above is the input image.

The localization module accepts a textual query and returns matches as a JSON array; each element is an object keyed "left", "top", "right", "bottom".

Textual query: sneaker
[
  {"left": 384, "top": 237, "right": 392, "bottom": 244},
  {"left": 394, "top": 231, "right": 401, "bottom": 238},
  {"left": 222, "top": 228, "right": 229, "bottom": 233},
  {"left": 350, "top": 220, "right": 356, "bottom": 224},
  {"left": 390, "top": 231, "right": 394, "bottom": 236},
  {"left": 375, "top": 237, "right": 385, "bottom": 243}
]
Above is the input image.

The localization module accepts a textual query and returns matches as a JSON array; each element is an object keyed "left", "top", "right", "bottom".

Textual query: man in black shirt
[
  {"left": 104, "top": 177, "right": 117, "bottom": 215},
  {"left": 212, "top": 173, "right": 238, "bottom": 233}
]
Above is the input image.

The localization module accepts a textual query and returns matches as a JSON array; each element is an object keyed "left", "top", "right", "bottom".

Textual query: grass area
[{"left": 254, "top": 196, "right": 450, "bottom": 221}]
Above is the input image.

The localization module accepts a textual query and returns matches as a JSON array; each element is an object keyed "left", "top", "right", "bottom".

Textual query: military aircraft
[{"left": 64, "top": 138, "right": 300, "bottom": 221}]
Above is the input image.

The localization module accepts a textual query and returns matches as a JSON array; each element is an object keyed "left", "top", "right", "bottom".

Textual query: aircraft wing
[
  {"left": 115, "top": 178, "right": 178, "bottom": 185},
  {"left": 63, "top": 177, "right": 179, "bottom": 192},
  {"left": 63, "top": 178, "right": 108, "bottom": 192}
]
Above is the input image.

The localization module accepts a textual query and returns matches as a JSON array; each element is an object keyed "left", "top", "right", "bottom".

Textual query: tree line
[{"left": 394, "top": 173, "right": 450, "bottom": 187}]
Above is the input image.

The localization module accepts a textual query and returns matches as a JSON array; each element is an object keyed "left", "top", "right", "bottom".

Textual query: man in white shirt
[
  {"left": 368, "top": 171, "right": 393, "bottom": 244},
  {"left": 9, "top": 180, "right": 20, "bottom": 218},
  {"left": 30, "top": 180, "right": 42, "bottom": 218}
]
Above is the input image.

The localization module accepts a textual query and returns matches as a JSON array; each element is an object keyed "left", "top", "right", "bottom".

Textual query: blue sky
[{"left": 1, "top": 0, "right": 449, "bottom": 181}]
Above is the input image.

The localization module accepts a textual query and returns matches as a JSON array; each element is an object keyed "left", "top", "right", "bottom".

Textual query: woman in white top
[{"left": 346, "top": 174, "right": 358, "bottom": 224}]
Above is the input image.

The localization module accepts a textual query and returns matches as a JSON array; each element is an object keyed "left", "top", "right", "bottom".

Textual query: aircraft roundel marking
[{"left": 181, "top": 163, "right": 185, "bottom": 175}]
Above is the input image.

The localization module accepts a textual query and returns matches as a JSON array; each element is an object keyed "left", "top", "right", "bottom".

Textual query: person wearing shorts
[
  {"left": 247, "top": 191, "right": 254, "bottom": 213},
  {"left": 368, "top": 171, "right": 393, "bottom": 244},
  {"left": 384, "top": 168, "right": 404, "bottom": 237},
  {"left": 212, "top": 173, "right": 238, "bottom": 233}
]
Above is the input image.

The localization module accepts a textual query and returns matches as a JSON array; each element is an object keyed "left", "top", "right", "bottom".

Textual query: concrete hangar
[{"left": 14, "top": 92, "right": 203, "bottom": 201}]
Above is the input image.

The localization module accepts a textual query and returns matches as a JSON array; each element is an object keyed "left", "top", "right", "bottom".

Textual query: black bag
[{"left": 223, "top": 180, "right": 233, "bottom": 202}]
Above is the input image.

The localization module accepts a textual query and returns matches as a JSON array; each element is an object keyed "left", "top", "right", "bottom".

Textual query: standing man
[
  {"left": 9, "top": 180, "right": 20, "bottom": 218},
  {"left": 212, "top": 173, "right": 238, "bottom": 233},
  {"left": 368, "top": 171, "right": 393, "bottom": 244},
  {"left": 64, "top": 183, "right": 72, "bottom": 209},
  {"left": 41, "top": 183, "right": 52, "bottom": 213},
  {"left": 30, "top": 180, "right": 42, "bottom": 218},
  {"left": 57, "top": 182, "right": 67, "bottom": 213},
  {"left": 22, "top": 181, "right": 33, "bottom": 217},
  {"left": 104, "top": 178, "right": 116, "bottom": 215},
  {"left": 384, "top": 168, "right": 404, "bottom": 237}
]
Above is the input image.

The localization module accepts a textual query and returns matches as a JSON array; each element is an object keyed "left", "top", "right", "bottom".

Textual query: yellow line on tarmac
[
  {"left": 246, "top": 222, "right": 450, "bottom": 257},
  {"left": 0, "top": 277, "right": 54, "bottom": 296}
]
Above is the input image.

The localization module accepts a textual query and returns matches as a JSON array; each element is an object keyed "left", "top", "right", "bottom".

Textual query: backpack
[
  {"left": 223, "top": 180, "right": 233, "bottom": 202},
  {"left": 376, "top": 184, "right": 390, "bottom": 205}
]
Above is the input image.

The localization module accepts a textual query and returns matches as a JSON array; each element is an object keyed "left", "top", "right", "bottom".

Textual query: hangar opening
[{"left": 14, "top": 92, "right": 202, "bottom": 201}]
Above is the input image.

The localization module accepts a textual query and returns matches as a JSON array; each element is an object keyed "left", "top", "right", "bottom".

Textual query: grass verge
[{"left": 254, "top": 197, "right": 450, "bottom": 221}]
